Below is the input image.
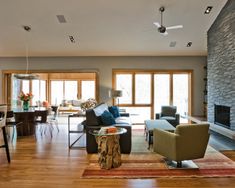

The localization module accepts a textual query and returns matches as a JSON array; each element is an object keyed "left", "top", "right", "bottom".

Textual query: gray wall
[
  {"left": 0, "top": 56, "right": 206, "bottom": 116},
  {"left": 207, "top": 0, "right": 235, "bottom": 130}
]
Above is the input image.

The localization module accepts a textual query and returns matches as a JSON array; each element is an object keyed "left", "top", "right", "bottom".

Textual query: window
[
  {"left": 173, "top": 74, "right": 189, "bottom": 116},
  {"left": 154, "top": 74, "right": 170, "bottom": 113},
  {"left": 81, "top": 81, "right": 95, "bottom": 100},
  {"left": 116, "top": 74, "right": 132, "bottom": 104},
  {"left": 32, "top": 80, "right": 46, "bottom": 105},
  {"left": 65, "top": 81, "right": 78, "bottom": 100},
  {"left": 135, "top": 74, "right": 151, "bottom": 104},
  {"left": 114, "top": 70, "right": 192, "bottom": 123},
  {"left": 12, "top": 78, "right": 21, "bottom": 108},
  {"left": 22, "top": 80, "right": 30, "bottom": 94},
  {"left": 51, "top": 81, "right": 63, "bottom": 105}
]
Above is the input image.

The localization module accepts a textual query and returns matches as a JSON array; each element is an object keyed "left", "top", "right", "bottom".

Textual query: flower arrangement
[
  {"left": 80, "top": 98, "right": 97, "bottom": 111},
  {"left": 18, "top": 91, "right": 33, "bottom": 102}
]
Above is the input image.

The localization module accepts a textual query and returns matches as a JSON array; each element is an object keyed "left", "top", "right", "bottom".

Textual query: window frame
[{"left": 113, "top": 69, "right": 192, "bottom": 119}]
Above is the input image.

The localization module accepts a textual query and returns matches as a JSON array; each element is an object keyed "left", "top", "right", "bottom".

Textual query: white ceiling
[{"left": 0, "top": 0, "right": 227, "bottom": 57}]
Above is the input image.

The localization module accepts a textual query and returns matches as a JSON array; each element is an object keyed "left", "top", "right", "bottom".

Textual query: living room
[{"left": 0, "top": 0, "right": 235, "bottom": 187}]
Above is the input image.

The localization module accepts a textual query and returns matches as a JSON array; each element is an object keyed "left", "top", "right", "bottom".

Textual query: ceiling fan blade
[
  {"left": 153, "top": 22, "right": 161, "bottom": 28},
  {"left": 166, "top": 25, "right": 183, "bottom": 30}
]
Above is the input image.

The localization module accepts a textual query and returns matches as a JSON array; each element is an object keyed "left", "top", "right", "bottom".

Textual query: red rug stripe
[{"left": 82, "top": 168, "right": 235, "bottom": 178}]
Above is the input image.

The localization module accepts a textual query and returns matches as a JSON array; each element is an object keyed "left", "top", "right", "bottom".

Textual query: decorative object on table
[
  {"left": 42, "top": 100, "right": 49, "bottom": 108},
  {"left": 18, "top": 91, "right": 33, "bottom": 110},
  {"left": 13, "top": 26, "right": 39, "bottom": 80},
  {"left": 112, "top": 90, "right": 122, "bottom": 106},
  {"left": 80, "top": 98, "right": 97, "bottom": 111}
]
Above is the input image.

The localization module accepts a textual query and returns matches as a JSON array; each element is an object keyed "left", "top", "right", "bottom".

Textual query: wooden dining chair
[{"left": 0, "top": 104, "right": 11, "bottom": 163}]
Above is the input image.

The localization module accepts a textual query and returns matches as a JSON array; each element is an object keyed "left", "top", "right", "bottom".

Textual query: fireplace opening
[{"left": 214, "top": 104, "right": 230, "bottom": 128}]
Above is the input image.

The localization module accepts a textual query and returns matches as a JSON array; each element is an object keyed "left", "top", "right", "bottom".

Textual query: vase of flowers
[{"left": 19, "top": 92, "right": 33, "bottom": 111}]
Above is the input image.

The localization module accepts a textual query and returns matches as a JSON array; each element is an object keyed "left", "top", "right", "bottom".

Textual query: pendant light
[{"left": 14, "top": 26, "right": 39, "bottom": 80}]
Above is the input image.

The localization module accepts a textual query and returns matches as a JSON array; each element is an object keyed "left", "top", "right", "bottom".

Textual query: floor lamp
[{"left": 113, "top": 90, "right": 123, "bottom": 106}]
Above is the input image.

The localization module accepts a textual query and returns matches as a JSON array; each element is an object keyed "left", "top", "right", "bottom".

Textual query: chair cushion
[
  {"left": 161, "top": 116, "right": 176, "bottom": 121},
  {"left": 108, "top": 106, "right": 120, "bottom": 118},
  {"left": 101, "top": 110, "right": 116, "bottom": 126}
]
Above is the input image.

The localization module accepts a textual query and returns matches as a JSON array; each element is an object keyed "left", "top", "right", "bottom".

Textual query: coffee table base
[{"left": 96, "top": 135, "right": 121, "bottom": 169}]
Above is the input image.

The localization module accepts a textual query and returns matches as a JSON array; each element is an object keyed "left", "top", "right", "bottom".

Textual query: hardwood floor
[{"left": 0, "top": 117, "right": 235, "bottom": 188}]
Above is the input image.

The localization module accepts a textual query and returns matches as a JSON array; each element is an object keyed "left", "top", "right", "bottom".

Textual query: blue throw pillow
[
  {"left": 108, "top": 106, "right": 120, "bottom": 118},
  {"left": 101, "top": 110, "right": 116, "bottom": 125}
]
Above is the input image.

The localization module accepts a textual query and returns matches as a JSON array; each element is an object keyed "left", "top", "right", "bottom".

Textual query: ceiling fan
[{"left": 153, "top": 7, "right": 183, "bottom": 36}]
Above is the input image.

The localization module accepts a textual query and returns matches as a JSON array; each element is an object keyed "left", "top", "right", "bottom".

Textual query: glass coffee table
[{"left": 90, "top": 127, "right": 127, "bottom": 170}]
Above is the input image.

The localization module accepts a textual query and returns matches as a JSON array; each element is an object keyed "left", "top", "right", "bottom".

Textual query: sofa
[
  {"left": 59, "top": 99, "right": 83, "bottom": 113},
  {"left": 84, "top": 103, "right": 132, "bottom": 154}
]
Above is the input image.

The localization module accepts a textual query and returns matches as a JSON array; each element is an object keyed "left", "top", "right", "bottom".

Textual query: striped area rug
[{"left": 82, "top": 147, "right": 235, "bottom": 178}]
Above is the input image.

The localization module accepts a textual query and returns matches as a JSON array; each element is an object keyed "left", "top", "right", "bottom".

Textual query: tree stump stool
[{"left": 96, "top": 135, "right": 121, "bottom": 169}]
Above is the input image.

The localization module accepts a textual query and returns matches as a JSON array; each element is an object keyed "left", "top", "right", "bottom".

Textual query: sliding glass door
[
  {"left": 173, "top": 74, "right": 189, "bottom": 117},
  {"left": 154, "top": 74, "right": 170, "bottom": 114},
  {"left": 114, "top": 70, "right": 192, "bottom": 124}
]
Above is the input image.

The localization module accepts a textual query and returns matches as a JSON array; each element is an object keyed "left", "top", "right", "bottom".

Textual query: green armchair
[
  {"left": 155, "top": 106, "right": 180, "bottom": 127},
  {"left": 153, "top": 124, "right": 210, "bottom": 168}
]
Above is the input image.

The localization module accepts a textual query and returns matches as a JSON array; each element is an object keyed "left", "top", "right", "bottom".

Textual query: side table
[{"left": 90, "top": 127, "right": 127, "bottom": 170}]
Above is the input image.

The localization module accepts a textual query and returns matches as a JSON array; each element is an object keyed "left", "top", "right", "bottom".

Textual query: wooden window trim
[{"left": 113, "top": 69, "right": 193, "bottom": 119}]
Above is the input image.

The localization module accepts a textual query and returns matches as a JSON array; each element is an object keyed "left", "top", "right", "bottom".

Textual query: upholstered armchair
[
  {"left": 155, "top": 106, "right": 180, "bottom": 127},
  {"left": 153, "top": 124, "right": 210, "bottom": 168}
]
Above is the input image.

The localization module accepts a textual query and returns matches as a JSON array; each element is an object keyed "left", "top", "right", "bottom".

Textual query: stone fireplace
[{"left": 207, "top": 0, "right": 235, "bottom": 134}]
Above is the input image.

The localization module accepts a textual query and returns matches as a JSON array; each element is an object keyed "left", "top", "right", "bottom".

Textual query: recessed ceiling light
[
  {"left": 187, "top": 42, "right": 192, "bottom": 47},
  {"left": 56, "top": 15, "right": 67, "bottom": 23},
  {"left": 204, "top": 6, "right": 213, "bottom": 14},
  {"left": 169, "top": 41, "right": 176, "bottom": 47}
]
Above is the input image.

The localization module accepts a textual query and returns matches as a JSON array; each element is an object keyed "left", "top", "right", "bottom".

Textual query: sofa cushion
[
  {"left": 115, "top": 116, "right": 131, "bottom": 124},
  {"left": 108, "top": 106, "right": 120, "bottom": 118},
  {"left": 86, "top": 109, "right": 100, "bottom": 126},
  {"left": 93, "top": 103, "right": 108, "bottom": 116},
  {"left": 101, "top": 110, "right": 116, "bottom": 126}
]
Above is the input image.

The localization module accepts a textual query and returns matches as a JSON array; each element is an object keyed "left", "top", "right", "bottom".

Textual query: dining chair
[
  {"left": 6, "top": 110, "right": 22, "bottom": 142},
  {"left": 0, "top": 104, "right": 11, "bottom": 163},
  {"left": 47, "top": 106, "right": 59, "bottom": 132},
  {"left": 35, "top": 110, "right": 53, "bottom": 138}
]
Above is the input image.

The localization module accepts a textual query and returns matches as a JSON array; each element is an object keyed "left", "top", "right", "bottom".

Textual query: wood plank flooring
[{"left": 0, "top": 117, "right": 235, "bottom": 188}]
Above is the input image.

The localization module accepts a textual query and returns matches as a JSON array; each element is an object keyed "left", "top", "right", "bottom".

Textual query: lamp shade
[{"left": 112, "top": 90, "right": 123, "bottom": 98}]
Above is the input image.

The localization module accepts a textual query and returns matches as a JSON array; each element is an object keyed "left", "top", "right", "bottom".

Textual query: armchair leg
[{"left": 165, "top": 159, "right": 198, "bottom": 169}]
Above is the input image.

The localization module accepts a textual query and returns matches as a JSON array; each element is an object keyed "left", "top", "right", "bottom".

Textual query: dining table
[{"left": 12, "top": 107, "right": 48, "bottom": 136}]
